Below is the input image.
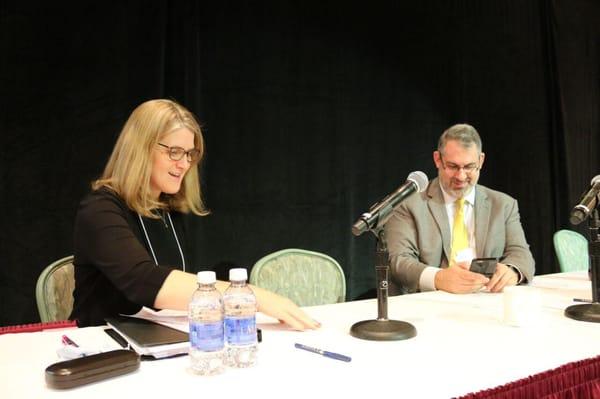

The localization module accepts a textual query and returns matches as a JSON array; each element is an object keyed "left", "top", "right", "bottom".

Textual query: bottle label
[
  {"left": 224, "top": 316, "right": 257, "bottom": 345},
  {"left": 189, "top": 321, "right": 224, "bottom": 351}
]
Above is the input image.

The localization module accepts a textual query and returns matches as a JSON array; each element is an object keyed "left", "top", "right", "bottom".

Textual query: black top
[{"left": 70, "top": 188, "right": 194, "bottom": 327}]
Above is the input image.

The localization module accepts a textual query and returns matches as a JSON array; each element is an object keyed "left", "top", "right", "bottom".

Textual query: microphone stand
[
  {"left": 565, "top": 208, "right": 600, "bottom": 323},
  {"left": 349, "top": 228, "right": 417, "bottom": 340}
]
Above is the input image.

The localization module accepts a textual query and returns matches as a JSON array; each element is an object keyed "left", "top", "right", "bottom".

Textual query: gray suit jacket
[{"left": 384, "top": 177, "right": 535, "bottom": 294}]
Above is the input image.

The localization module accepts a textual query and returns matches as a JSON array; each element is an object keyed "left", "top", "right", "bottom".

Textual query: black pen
[
  {"left": 573, "top": 298, "right": 593, "bottom": 303},
  {"left": 294, "top": 343, "right": 351, "bottom": 362},
  {"left": 104, "top": 328, "right": 129, "bottom": 348}
]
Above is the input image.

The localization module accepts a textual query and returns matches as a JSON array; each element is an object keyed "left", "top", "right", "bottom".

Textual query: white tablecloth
[{"left": 1, "top": 272, "right": 598, "bottom": 398}]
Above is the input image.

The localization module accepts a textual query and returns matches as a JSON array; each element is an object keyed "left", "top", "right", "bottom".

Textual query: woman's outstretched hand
[{"left": 251, "top": 285, "right": 321, "bottom": 331}]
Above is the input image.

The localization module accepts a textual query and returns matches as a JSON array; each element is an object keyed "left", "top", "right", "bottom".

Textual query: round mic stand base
[
  {"left": 564, "top": 303, "right": 600, "bottom": 323},
  {"left": 349, "top": 229, "right": 417, "bottom": 341},
  {"left": 350, "top": 319, "right": 417, "bottom": 341}
]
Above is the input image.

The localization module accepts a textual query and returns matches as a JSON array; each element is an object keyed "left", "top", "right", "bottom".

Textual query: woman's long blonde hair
[{"left": 93, "top": 99, "right": 209, "bottom": 217}]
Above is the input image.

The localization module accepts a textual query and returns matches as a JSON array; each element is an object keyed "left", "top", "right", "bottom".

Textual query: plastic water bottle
[
  {"left": 223, "top": 268, "right": 258, "bottom": 367},
  {"left": 189, "top": 271, "right": 224, "bottom": 375}
]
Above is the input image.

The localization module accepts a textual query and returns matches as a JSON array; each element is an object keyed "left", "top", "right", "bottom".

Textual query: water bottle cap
[
  {"left": 229, "top": 268, "right": 248, "bottom": 281},
  {"left": 197, "top": 271, "right": 216, "bottom": 284}
]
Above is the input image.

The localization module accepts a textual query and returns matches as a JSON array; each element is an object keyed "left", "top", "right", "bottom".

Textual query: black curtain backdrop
[{"left": 1, "top": 1, "right": 598, "bottom": 325}]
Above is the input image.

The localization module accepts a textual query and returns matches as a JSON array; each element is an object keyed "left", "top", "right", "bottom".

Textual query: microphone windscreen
[
  {"left": 407, "top": 171, "right": 428, "bottom": 193},
  {"left": 569, "top": 210, "right": 586, "bottom": 225}
]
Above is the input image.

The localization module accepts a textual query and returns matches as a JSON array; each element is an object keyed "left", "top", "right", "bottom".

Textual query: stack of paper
[{"left": 127, "top": 307, "right": 189, "bottom": 332}]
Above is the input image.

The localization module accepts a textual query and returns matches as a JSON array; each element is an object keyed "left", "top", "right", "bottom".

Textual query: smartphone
[{"left": 469, "top": 257, "right": 500, "bottom": 278}]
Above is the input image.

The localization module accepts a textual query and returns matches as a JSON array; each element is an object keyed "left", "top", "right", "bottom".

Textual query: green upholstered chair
[
  {"left": 250, "top": 248, "right": 346, "bottom": 306},
  {"left": 553, "top": 230, "right": 589, "bottom": 273},
  {"left": 35, "top": 255, "right": 75, "bottom": 322}
]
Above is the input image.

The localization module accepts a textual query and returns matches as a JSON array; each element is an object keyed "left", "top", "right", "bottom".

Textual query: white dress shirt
[{"left": 419, "top": 183, "right": 477, "bottom": 291}]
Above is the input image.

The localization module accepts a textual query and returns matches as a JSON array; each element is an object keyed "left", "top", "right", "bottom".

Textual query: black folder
[{"left": 105, "top": 316, "right": 189, "bottom": 348}]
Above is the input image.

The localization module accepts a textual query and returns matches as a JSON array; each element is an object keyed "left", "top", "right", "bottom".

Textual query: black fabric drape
[{"left": 1, "top": 1, "right": 598, "bottom": 325}]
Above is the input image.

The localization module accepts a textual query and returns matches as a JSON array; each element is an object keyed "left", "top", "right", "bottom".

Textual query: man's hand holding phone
[
  {"left": 469, "top": 257, "right": 499, "bottom": 278},
  {"left": 469, "top": 257, "right": 519, "bottom": 292},
  {"left": 434, "top": 260, "right": 489, "bottom": 293}
]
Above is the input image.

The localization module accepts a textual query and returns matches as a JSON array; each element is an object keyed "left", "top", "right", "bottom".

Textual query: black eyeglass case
[{"left": 45, "top": 349, "right": 140, "bottom": 389}]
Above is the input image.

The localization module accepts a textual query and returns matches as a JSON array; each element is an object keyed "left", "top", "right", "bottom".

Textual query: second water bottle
[{"left": 223, "top": 268, "right": 258, "bottom": 367}]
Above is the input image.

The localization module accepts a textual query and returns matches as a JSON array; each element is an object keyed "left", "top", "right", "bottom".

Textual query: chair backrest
[
  {"left": 35, "top": 255, "right": 75, "bottom": 322},
  {"left": 250, "top": 248, "right": 346, "bottom": 307},
  {"left": 553, "top": 230, "right": 589, "bottom": 273}
]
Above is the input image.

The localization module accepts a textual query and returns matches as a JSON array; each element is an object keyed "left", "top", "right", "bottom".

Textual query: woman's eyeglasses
[{"left": 157, "top": 143, "right": 201, "bottom": 162}]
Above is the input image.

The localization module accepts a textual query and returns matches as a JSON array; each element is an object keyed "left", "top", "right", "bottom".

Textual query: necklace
[
  {"left": 160, "top": 210, "right": 168, "bottom": 228},
  {"left": 138, "top": 212, "right": 186, "bottom": 271}
]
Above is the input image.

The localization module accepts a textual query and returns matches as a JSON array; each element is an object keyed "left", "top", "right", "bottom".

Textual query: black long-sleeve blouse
[{"left": 70, "top": 188, "right": 193, "bottom": 327}]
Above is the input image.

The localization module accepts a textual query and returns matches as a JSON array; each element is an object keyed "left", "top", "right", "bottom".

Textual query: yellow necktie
[{"left": 450, "top": 198, "right": 468, "bottom": 266}]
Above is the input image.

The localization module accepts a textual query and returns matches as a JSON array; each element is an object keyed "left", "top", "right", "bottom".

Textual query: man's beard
[{"left": 442, "top": 178, "right": 474, "bottom": 198}]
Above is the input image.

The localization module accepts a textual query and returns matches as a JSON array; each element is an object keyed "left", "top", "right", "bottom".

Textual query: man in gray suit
[{"left": 385, "top": 124, "right": 535, "bottom": 294}]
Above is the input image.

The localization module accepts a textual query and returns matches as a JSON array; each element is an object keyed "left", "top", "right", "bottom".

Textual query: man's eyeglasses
[
  {"left": 439, "top": 155, "right": 480, "bottom": 174},
  {"left": 157, "top": 143, "right": 201, "bottom": 162}
]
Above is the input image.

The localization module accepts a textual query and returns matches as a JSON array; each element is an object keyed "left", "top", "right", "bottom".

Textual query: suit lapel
[
  {"left": 474, "top": 185, "right": 490, "bottom": 256},
  {"left": 427, "top": 179, "right": 452, "bottom": 265}
]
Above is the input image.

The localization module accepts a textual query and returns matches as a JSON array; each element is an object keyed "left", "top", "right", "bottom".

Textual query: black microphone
[
  {"left": 352, "top": 171, "right": 428, "bottom": 236},
  {"left": 570, "top": 175, "right": 600, "bottom": 225}
]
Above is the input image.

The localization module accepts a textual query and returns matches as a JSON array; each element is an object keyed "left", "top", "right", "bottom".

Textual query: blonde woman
[{"left": 70, "top": 99, "right": 319, "bottom": 330}]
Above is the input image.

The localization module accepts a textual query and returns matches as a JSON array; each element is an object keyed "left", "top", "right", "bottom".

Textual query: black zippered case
[{"left": 45, "top": 349, "right": 140, "bottom": 389}]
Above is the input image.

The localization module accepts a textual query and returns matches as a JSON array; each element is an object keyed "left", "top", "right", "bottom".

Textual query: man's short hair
[{"left": 437, "top": 123, "right": 482, "bottom": 154}]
